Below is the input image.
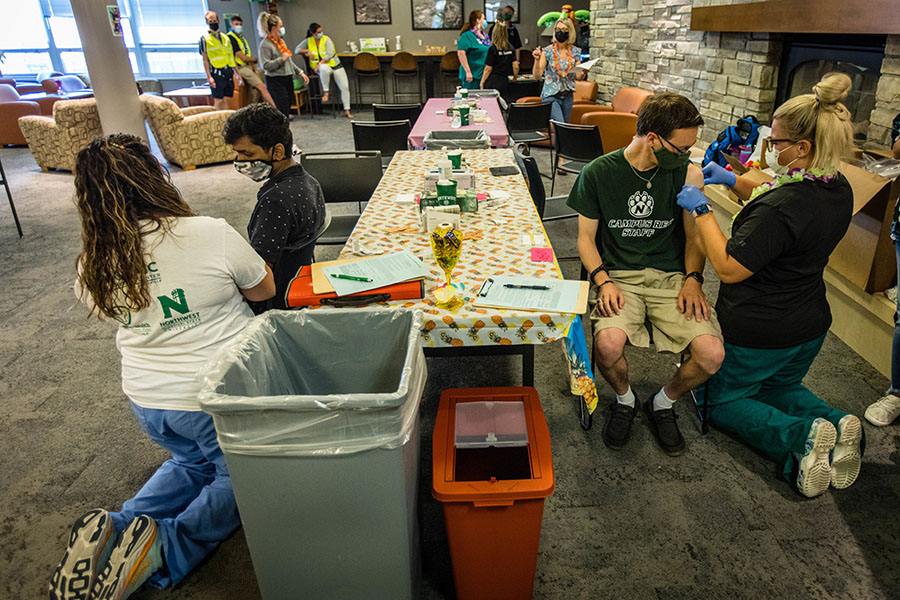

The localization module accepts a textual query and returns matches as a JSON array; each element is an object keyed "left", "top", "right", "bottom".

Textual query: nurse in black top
[
  {"left": 676, "top": 73, "right": 864, "bottom": 498},
  {"left": 480, "top": 22, "right": 518, "bottom": 101}
]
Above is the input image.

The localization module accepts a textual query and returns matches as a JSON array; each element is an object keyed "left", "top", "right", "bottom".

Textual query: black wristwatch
[
  {"left": 589, "top": 264, "right": 609, "bottom": 285},
  {"left": 685, "top": 271, "right": 704, "bottom": 285},
  {"left": 692, "top": 203, "right": 711, "bottom": 217}
]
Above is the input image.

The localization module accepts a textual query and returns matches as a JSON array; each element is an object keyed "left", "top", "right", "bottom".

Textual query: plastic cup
[
  {"left": 436, "top": 179, "right": 457, "bottom": 204},
  {"left": 447, "top": 151, "right": 462, "bottom": 169},
  {"left": 460, "top": 88, "right": 469, "bottom": 98},
  {"left": 458, "top": 106, "right": 470, "bottom": 126}
]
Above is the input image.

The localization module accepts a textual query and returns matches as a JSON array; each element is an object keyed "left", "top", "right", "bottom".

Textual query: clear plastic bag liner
[{"left": 198, "top": 308, "right": 426, "bottom": 456}]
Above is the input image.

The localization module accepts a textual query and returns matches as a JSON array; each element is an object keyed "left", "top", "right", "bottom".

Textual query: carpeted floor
[{"left": 1, "top": 108, "right": 898, "bottom": 600}]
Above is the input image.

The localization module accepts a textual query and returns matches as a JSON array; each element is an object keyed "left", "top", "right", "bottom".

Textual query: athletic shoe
[
  {"left": 602, "top": 399, "right": 639, "bottom": 450},
  {"left": 48, "top": 508, "right": 115, "bottom": 600},
  {"left": 831, "top": 414, "right": 862, "bottom": 489},
  {"left": 92, "top": 516, "right": 163, "bottom": 600},
  {"left": 643, "top": 401, "right": 685, "bottom": 457},
  {"left": 864, "top": 394, "right": 900, "bottom": 426},
  {"left": 795, "top": 418, "right": 836, "bottom": 498}
]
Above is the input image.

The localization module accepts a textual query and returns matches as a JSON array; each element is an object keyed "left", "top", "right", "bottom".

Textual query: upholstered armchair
[
  {"left": 139, "top": 94, "right": 234, "bottom": 170},
  {"left": 17, "top": 98, "right": 102, "bottom": 170},
  {"left": 569, "top": 86, "right": 653, "bottom": 125},
  {"left": 1, "top": 84, "right": 41, "bottom": 146}
]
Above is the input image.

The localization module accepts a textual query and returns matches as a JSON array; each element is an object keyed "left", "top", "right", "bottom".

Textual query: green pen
[{"left": 330, "top": 273, "right": 372, "bottom": 282}]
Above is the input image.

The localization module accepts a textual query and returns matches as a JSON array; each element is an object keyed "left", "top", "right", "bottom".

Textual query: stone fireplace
[{"left": 586, "top": 0, "right": 900, "bottom": 150}]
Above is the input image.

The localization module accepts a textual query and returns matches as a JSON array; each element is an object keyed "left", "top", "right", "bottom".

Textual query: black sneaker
[
  {"left": 602, "top": 399, "right": 639, "bottom": 450},
  {"left": 644, "top": 400, "right": 686, "bottom": 457}
]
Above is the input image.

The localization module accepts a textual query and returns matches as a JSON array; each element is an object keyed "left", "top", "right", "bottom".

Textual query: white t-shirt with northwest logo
[{"left": 111, "top": 217, "right": 267, "bottom": 411}]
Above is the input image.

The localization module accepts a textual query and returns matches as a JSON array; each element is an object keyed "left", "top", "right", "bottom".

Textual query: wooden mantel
[{"left": 691, "top": 0, "right": 900, "bottom": 35}]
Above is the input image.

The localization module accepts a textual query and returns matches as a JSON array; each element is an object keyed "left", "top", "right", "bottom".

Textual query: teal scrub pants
[{"left": 697, "top": 335, "right": 858, "bottom": 482}]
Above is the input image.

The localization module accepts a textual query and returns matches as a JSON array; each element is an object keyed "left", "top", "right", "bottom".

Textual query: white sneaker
[
  {"left": 795, "top": 418, "right": 836, "bottom": 498},
  {"left": 49, "top": 508, "right": 116, "bottom": 600},
  {"left": 831, "top": 414, "right": 862, "bottom": 489},
  {"left": 864, "top": 394, "right": 900, "bottom": 426},
  {"left": 92, "top": 515, "right": 163, "bottom": 600}
]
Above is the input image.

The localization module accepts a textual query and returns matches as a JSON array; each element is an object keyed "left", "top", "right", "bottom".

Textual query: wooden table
[
  {"left": 408, "top": 97, "right": 509, "bottom": 149},
  {"left": 335, "top": 148, "right": 577, "bottom": 385},
  {"left": 163, "top": 87, "right": 214, "bottom": 108}
]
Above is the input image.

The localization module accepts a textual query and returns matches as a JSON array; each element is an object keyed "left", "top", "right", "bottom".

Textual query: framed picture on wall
[
  {"left": 355, "top": 0, "right": 392, "bottom": 25},
  {"left": 411, "top": 0, "right": 464, "bottom": 30},
  {"left": 484, "top": 1, "right": 519, "bottom": 24}
]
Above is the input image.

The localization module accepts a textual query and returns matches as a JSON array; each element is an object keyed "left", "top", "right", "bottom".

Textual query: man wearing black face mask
[
  {"left": 199, "top": 11, "right": 236, "bottom": 110},
  {"left": 223, "top": 104, "right": 327, "bottom": 313},
  {"left": 566, "top": 93, "right": 724, "bottom": 457}
]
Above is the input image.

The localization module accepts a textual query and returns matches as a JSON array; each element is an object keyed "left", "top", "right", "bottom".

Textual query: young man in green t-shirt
[{"left": 566, "top": 92, "right": 724, "bottom": 456}]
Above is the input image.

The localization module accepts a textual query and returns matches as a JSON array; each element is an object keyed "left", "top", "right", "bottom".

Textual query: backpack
[{"left": 703, "top": 115, "right": 760, "bottom": 168}]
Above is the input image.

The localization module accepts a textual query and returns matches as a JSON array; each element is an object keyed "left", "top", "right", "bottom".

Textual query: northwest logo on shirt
[
  {"left": 146, "top": 261, "right": 161, "bottom": 285},
  {"left": 607, "top": 191, "right": 673, "bottom": 238},
  {"left": 158, "top": 288, "right": 202, "bottom": 332},
  {"left": 628, "top": 190, "right": 654, "bottom": 218}
]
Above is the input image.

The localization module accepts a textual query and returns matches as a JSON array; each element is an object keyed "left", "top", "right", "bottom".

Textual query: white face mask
[{"left": 766, "top": 143, "right": 800, "bottom": 175}]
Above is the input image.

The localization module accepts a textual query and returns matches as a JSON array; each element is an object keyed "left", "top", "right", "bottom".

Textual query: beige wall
[{"left": 258, "top": 0, "right": 564, "bottom": 55}]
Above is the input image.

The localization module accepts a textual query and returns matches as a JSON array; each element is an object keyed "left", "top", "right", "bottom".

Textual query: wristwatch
[
  {"left": 685, "top": 271, "right": 704, "bottom": 285},
  {"left": 692, "top": 203, "right": 711, "bottom": 217}
]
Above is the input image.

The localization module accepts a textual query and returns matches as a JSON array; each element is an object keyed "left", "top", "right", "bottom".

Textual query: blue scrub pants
[{"left": 108, "top": 404, "right": 240, "bottom": 588}]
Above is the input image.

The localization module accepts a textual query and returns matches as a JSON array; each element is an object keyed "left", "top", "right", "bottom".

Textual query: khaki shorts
[
  {"left": 589, "top": 268, "right": 723, "bottom": 354},
  {"left": 237, "top": 64, "right": 263, "bottom": 88}
]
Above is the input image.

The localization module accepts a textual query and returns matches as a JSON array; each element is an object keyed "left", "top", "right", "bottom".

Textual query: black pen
[{"left": 504, "top": 284, "right": 550, "bottom": 290}]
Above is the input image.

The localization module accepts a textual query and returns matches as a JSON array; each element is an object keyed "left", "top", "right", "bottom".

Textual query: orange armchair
[
  {"left": 570, "top": 86, "right": 652, "bottom": 126},
  {"left": 0, "top": 84, "right": 42, "bottom": 146},
  {"left": 581, "top": 111, "right": 638, "bottom": 154}
]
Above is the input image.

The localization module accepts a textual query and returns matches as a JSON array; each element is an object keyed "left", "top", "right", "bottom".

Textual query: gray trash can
[
  {"left": 198, "top": 308, "right": 426, "bottom": 600},
  {"left": 423, "top": 129, "right": 491, "bottom": 150}
]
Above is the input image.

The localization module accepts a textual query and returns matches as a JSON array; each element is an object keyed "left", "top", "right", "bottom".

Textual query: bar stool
[
  {"left": 439, "top": 51, "right": 461, "bottom": 97},
  {"left": 390, "top": 52, "right": 422, "bottom": 103},
  {"left": 302, "top": 56, "right": 339, "bottom": 119},
  {"left": 353, "top": 52, "right": 386, "bottom": 106}
]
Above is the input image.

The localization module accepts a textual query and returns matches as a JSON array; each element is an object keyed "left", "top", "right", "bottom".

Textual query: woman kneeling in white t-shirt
[{"left": 49, "top": 134, "right": 274, "bottom": 600}]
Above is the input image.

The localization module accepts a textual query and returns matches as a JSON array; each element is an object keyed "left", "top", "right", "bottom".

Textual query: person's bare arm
[
  {"left": 240, "top": 264, "right": 276, "bottom": 302},
  {"left": 577, "top": 215, "right": 624, "bottom": 317},
  {"left": 202, "top": 50, "right": 215, "bottom": 88},
  {"left": 457, "top": 50, "right": 472, "bottom": 82},
  {"left": 512, "top": 60, "right": 520, "bottom": 78},
  {"left": 532, "top": 48, "right": 545, "bottom": 79},
  {"left": 480, "top": 65, "right": 492, "bottom": 89},
  {"left": 692, "top": 213, "right": 754, "bottom": 283}
]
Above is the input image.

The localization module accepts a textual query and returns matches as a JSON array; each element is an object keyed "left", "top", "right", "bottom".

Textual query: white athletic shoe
[
  {"left": 864, "top": 394, "right": 900, "bottom": 426},
  {"left": 92, "top": 515, "right": 163, "bottom": 600},
  {"left": 831, "top": 414, "right": 862, "bottom": 489},
  {"left": 49, "top": 508, "right": 116, "bottom": 600},
  {"left": 795, "top": 418, "right": 836, "bottom": 498}
]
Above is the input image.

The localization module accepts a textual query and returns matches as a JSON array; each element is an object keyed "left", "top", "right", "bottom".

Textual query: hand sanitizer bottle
[{"left": 395, "top": 35, "right": 402, "bottom": 51}]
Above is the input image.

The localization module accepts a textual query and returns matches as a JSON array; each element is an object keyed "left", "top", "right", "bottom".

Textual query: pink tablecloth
[{"left": 408, "top": 97, "right": 508, "bottom": 149}]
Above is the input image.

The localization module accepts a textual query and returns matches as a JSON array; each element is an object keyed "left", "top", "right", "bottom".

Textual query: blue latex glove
[
  {"left": 677, "top": 185, "right": 711, "bottom": 214},
  {"left": 702, "top": 161, "right": 737, "bottom": 187}
]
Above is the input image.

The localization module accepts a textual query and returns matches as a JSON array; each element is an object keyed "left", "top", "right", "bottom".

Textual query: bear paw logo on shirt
[{"left": 628, "top": 191, "right": 654, "bottom": 218}]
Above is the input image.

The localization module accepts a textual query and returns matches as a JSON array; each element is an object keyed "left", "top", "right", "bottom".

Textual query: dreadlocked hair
[{"left": 74, "top": 133, "right": 194, "bottom": 320}]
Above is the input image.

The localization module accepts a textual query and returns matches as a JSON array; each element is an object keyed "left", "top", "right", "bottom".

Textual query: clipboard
[
  {"left": 287, "top": 266, "right": 424, "bottom": 308},
  {"left": 311, "top": 256, "right": 424, "bottom": 294},
  {"left": 472, "top": 276, "right": 589, "bottom": 314}
]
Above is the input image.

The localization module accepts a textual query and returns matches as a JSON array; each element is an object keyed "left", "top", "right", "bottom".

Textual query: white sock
[
  {"left": 616, "top": 386, "right": 635, "bottom": 407},
  {"left": 653, "top": 387, "right": 676, "bottom": 411}
]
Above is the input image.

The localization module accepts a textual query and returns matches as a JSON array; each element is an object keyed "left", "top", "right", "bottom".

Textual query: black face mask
[
  {"left": 554, "top": 31, "right": 568, "bottom": 43},
  {"left": 208, "top": 21, "right": 219, "bottom": 31}
]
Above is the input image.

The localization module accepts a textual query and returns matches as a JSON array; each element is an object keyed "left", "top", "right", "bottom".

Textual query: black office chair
[
  {"left": 299, "top": 151, "right": 383, "bottom": 245},
  {"left": 550, "top": 120, "right": 603, "bottom": 195},
  {"left": 372, "top": 103, "right": 422, "bottom": 124},
  {"left": 506, "top": 102, "right": 552, "bottom": 155},
  {"left": 513, "top": 148, "right": 574, "bottom": 221},
  {"left": 507, "top": 79, "right": 542, "bottom": 104},
  {"left": 351, "top": 120, "right": 411, "bottom": 169}
]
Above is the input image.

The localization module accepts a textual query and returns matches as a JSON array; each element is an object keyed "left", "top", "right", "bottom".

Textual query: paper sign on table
[
  {"left": 473, "top": 275, "right": 588, "bottom": 314},
  {"left": 531, "top": 247, "right": 554, "bottom": 262},
  {"left": 321, "top": 250, "right": 430, "bottom": 296}
]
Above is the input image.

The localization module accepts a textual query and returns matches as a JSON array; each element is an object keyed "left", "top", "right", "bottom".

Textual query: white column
[{"left": 70, "top": 0, "right": 147, "bottom": 140}]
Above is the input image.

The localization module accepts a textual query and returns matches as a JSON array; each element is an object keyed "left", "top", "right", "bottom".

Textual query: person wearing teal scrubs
[{"left": 457, "top": 10, "right": 490, "bottom": 90}]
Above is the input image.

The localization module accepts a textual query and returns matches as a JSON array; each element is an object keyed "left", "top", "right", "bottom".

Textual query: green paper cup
[
  {"left": 435, "top": 179, "right": 457, "bottom": 205},
  {"left": 447, "top": 150, "right": 462, "bottom": 169},
  {"left": 458, "top": 106, "right": 470, "bottom": 126}
]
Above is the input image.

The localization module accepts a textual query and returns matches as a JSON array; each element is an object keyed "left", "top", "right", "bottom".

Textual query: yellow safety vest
[
  {"left": 307, "top": 35, "right": 337, "bottom": 69},
  {"left": 204, "top": 31, "right": 235, "bottom": 69},
  {"left": 227, "top": 31, "right": 252, "bottom": 66}
]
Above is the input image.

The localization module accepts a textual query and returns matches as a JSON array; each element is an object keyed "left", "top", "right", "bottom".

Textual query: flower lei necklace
[
  {"left": 473, "top": 28, "right": 490, "bottom": 45},
  {"left": 730, "top": 167, "right": 837, "bottom": 233},
  {"left": 552, "top": 42, "right": 575, "bottom": 77}
]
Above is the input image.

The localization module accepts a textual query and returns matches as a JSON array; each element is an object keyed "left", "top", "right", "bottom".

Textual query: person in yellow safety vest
[
  {"left": 295, "top": 23, "right": 354, "bottom": 118},
  {"left": 226, "top": 15, "right": 277, "bottom": 108},
  {"left": 199, "top": 11, "right": 235, "bottom": 110}
]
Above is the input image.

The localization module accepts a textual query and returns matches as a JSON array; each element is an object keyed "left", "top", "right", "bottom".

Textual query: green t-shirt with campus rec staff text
[{"left": 565, "top": 148, "right": 688, "bottom": 273}]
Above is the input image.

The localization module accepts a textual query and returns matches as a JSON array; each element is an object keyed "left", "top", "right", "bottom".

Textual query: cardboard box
[
  {"left": 735, "top": 160, "right": 897, "bottom": 293},
  {"left": 425, "top": 168, "right": 475, "bottom": 193}
]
